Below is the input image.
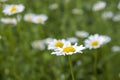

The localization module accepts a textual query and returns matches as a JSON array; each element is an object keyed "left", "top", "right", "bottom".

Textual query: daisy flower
[
  {"left": 24, "top": 13, "right": 36, "bottom": 22},
  {"left": 44, "top": 38, "right": 54, "bottom": 45},
  {"left": 32, "top": 14, "right": 48, "bottom": 24},
  {"left": 31, "top": 40, "right": 45, "bottom": 51},
  {"left": 84, "top": 34, "right": 104, "bottom": 49},
  {"left": 48, "top": 39, "right": 68, "bottom": 50},
  {"left": 3, "top": 4, "right": 25, "bottom": 15},
  {"left": 49, "top": 3, "right": 58, "bottom": 10},
  {"left": 1, "top": 18, "right": 17, "bottom": 25},
  {"left": 75, "top": 30, "right": 89, "bottom": 38},
  {"left": 118, "top": 2, "right": 120, "bottom": 10},
  {"left": 112, "top": 14, "right": 120, "bottom": 22},
  {"left": 102, "top": 11, "right": 113, "bottom": 20},
  {"left": 72, "top": 8, "right": 83, "bottom": 15},
  {"left": 92, "top": 1, "right": 106, "bottom": 11},
  {"left": 0, "top": 0, "right": 7, "bottom": 2},
  {"left": 111, "top": 46, "right": 120, "bottom": 52},
  {"left": 51, "top": 42, "right": 85, "bottom": 56}
]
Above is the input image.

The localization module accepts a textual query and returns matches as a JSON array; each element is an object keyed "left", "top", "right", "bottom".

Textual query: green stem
[
  {"left": 94, "top": 52, "right": 97, "bottom": 80},
  {"left": 68, "top": 56, "right": 75, "bottom": 80}
]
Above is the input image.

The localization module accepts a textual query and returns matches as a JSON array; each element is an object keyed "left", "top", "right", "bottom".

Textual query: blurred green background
[{"left": 0, "top": 0, "right": 120, "bottom": 80}]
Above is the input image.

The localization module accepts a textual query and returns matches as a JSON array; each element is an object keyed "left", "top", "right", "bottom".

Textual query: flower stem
[
  {"left": 94, "top": 52, "right": 98, "bottom": 80},
  {"left": 68, "top": 56, "right": 75, "bottom": 80}
]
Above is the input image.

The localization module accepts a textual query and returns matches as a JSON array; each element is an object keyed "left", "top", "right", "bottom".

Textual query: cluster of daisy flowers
[
  {"left": 1, "top": 4, "right": 48, "bottom": 25},
  {"left": 24, "top": 13, "right": 48, "bottom": 24},
  {"left": 48, "top": 39, "right": 86, "bottom": 56},
  {"left": 47, "top": 33, "right": 111, "bottom": 56}
]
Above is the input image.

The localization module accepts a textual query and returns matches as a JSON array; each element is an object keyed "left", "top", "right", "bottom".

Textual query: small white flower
[
  {"left": 102, "top": 11, "right": 113, "bottom": 20},
  {"left": 67, "top": 37, "right": 78, "bottom": 43},
  {"left": 117, "top": 2, "right": 120, "bottom": 10},
  {"left": 3, "top": 4, "right": 25, "bottom": 15},
  {"left": 1, "top": 18, "right": 17, "bottom": 25},
  {"left": 84, "top": 34, "right": 104, "bottom": 49},
  {"left": 48, "top": 39, "right": 68, "bottom": 50},
  {"left": 112, "top": 14, "right": 120, "bottom": 22},
  {"left": 31, "top": 40, "right": 45, "bottom": 51},
  {"left": 75, "top": 30, "right": 89, "bottom": 38},
  {"left": 24, "top": 13, "right": 36, "bottom": 22},
  {"left": 52, "top": 42, "right": 85, "bottom": 56},
  {"left": 92, "top": 1, "right": 106, "bottom": 11},
  {"left": 72, "top": 8, "right": 83, "bottom": 15},
  {"left": 49, "top": 3, "right": 58, "bottom": 10},
  {"left": 32, "top": 14, "right": 48, "bottom": 24},
  {"left": 111, "top": 46, "right": 120, "bottom": 52}
]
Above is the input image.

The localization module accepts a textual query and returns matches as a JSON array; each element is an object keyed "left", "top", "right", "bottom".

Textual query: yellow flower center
[
  {"left": 37, "top": 17, "right": 43, "bottom": 22},
  {"left": 91, "top": 40, "right": 99, "bottom": 46},
  {"left": 54, "top": 41, "right": 63, "bottom": 48},
  {"left": 10, "top": 6, "right": 17, "bottom": 12},
  {"left": 62, "top": 46, "right": 75, "bottom": 53}
]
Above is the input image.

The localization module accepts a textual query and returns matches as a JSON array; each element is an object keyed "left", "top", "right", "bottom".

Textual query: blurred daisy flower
[
  {"left": 112, "top": 14, "right": 120, "bottom": 22},
  {"left": 31, "top": 40, "right": 45, "bottom": 51},
  {"left": 0, "top": 35, "right": 2, "bottom": 39},
  {"left": 84, "top": 34, "right": 104, "bottom": 49},
  {"left": 0, "top": 0, "right": 7, "bottom": 2},
  {"left": 92, "top": 1, "right": 106, "bottom": 11},
  {"left": 44, "top": 38, "right": 54, "bottom": 45},
  {"left": 111, "top": 46, "right": 120, "bottom": 52},
  {"left": 49, "top": 3, "right": 58, "bottom": 10},
  {"left": 102, "top": 11, "right": 113, "bottom": 20},
  {"left": 75, "top": 30, "right": 89, "bottom": 38},
  {"left": 1, "top": 18, "right": 17, "bottom": 25},
  {"left": 117, "top": 2, "right": 120, "bottom": 10},
  {"left": 32, "top": 14, "right": 48, "bottom": 24},
  {"left": 72, "top": 8, "right": 84, "bottom": 15},
  {"left": 3, "top": 4, "right": 25, "bottom": 15},
  {"left": 48, "top": 39, "right": 68, "bottom": 50},
  {"left": 67, "top": 37, "right": 78, "bottom": 43},
  {"left": 51, "top": 41, "right": 85, "bottom": 56},
  {"left": 24, "top": 13, "right": 35, "bottom": 22}
]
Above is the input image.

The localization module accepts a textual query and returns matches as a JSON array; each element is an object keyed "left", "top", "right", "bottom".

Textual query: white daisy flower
[
  {"left": 49, "top": 3, "right": 58, "bottom": 10},
  {"left": 67, "top": 37, "right": 78, "bottom": 43},
  {"left": 32, "top": 14, "right": 48, "bottom": 24},
  {"left": 112, "top": 14, "right": 120, "bottom": 22},
  {"left": 92, "top": 1, "right": 106, "bottom": 11},
  {"left": 31, "top": 40, "right": 45, "bottom": 51},
  {"left": 1, "top": 18, "right": 17, "bottom": 25},
  {"left": 102, "top": 11, "right": 113, "bottom": 20},
  {"left": 72, "top": 8, "right": 83, "bottom": 15},
  {"left": 111, "top": 46, "right": 120, "bottom": 52},
  {"left": 48, "top": 39, "right": 68, "bottom": 50},
  {"left": 84, "top": 34, "right": 104, "bottom": 49},
  {"left": 3, "top": 4, "right": 25, "bottom": 15},
  {"left": 75, "top": 30, "right": 89, "bottom": 38},
  {"left": 51, "top": 42, "right": 85, "bottom": 56},
  {"left": 24, "top": 13, "right": 36, "bottom": 22}
]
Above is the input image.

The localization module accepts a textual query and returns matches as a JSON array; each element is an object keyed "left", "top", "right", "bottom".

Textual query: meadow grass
[{"left": 0, "top": 0, "right": 120, "bottom": 80}]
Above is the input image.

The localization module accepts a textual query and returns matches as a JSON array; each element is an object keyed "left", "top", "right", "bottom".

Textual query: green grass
[{"left": 0, "top": 0, "right": 120, "bottom": 80}]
